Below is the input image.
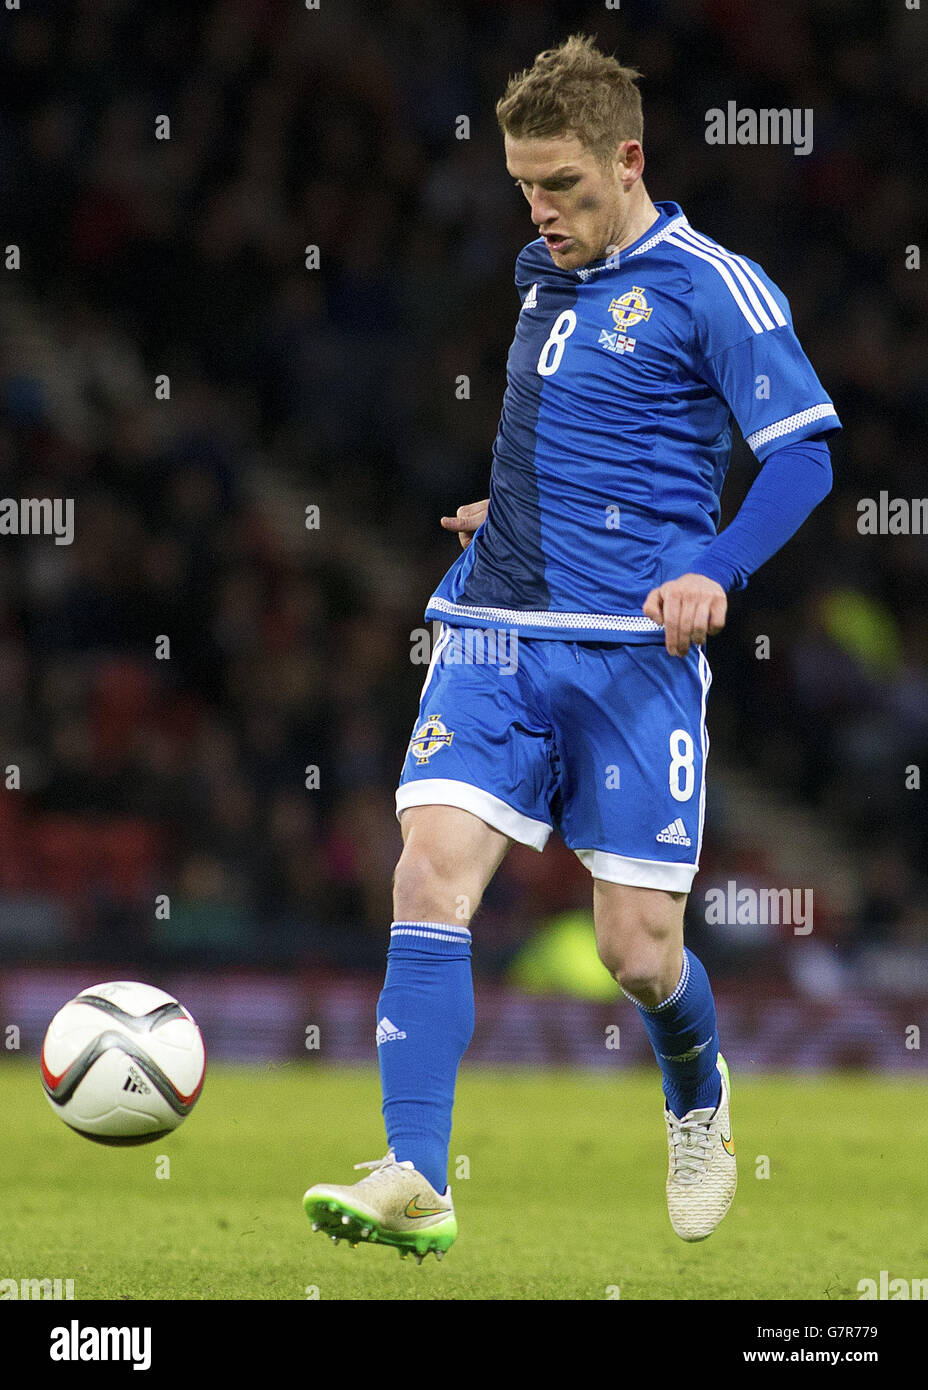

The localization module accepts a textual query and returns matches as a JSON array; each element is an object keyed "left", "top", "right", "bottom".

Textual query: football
[{"left": 41, "top": 981, "right": 206, "bottom": 1145}]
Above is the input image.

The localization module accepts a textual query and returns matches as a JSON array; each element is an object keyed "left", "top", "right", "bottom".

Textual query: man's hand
[
  {"left": 440, "top": 499, "right": 489, "bottom": 549},
  {"left": 643, "top": 573, "right": 727, "bottom": 657}
]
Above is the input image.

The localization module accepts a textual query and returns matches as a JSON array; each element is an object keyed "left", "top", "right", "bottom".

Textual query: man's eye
[{"left": 512, "top": 178, "right": 577, "bottom": 192}]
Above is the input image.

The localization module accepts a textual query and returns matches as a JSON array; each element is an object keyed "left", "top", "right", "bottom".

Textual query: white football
[{"left": 41, "top": 981, "right": 206, "bottom": 1145}]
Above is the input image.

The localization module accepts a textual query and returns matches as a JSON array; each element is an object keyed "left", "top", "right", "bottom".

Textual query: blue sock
[
  {"left": 626, "top": 947, "right": 721, "bottom": 1119},
  {"left": 377, "top": 920, "right": 474, "bottom": 1195}
]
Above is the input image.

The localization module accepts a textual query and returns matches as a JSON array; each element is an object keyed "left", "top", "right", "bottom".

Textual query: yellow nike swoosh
[
  {"left": 721, "top": 1133, "right": 735, "bottom": 1157},
  {"left": 404, "top": 1196, "right": 447, "bottom": 1218}
]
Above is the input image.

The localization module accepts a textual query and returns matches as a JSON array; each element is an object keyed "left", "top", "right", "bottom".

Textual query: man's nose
[{"left": 531, "top": 193, "right": 557, "bottom": 227}]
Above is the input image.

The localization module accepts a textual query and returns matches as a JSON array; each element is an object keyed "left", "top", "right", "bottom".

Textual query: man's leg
[
  {"left": 303, "top": 803, "right": 511, "bottom": 1258},
  {"left": 593, "top": 879, "right": 735, "bottom": 1241},
  {"left": 592, "top": 880, "right": 720, "bottom": 1116},
  {"left": 380, "top": 804, "right": 511, "bottom": 1193},
  {"left": 394, "top": 803, "right": 511, "bottom": 923}
]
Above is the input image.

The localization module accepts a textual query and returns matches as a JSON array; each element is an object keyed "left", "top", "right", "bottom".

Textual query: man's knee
[
  {"left": 393, "top": 842, "right": 469, "bottom": 922},
  {"left": 594, "top": 883, "right": 686, "bottom": 1004},
  {"left": 598, "top": 941, "right": 678, "bottom": 1003},
  {"left": 392, "top": 806, "right": 510, "bottom": 924}
]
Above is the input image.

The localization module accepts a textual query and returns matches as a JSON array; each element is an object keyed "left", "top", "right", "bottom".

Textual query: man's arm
[
  {"left": 440, "top": 437, "right": 832, "bottom": 654},
  {"left": 644, "top": 435, "right": 833, "bottom": 656}
]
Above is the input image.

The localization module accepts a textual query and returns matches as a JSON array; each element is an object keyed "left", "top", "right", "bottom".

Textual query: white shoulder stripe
[
  {"left": 666, "top": 232, "right": 766, "bottom": 333},
  {"left": 671, "top": 226, "right": 782, "bottom": 332},
  {"left": 681, "top": 226, "right": 787, "bottom": 329}
]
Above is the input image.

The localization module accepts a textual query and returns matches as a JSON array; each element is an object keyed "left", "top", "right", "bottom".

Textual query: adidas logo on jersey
[
  {"left": 520, "top": 282, "right": 538, "bottom": 310},
  {"left": 122, "top": 1064, "right": 151, "bottom": 1095},
  {"left": 656, "top": 817, "right": 691, "bottom": 847},
  {"left": 376, "top": 1016, "right": 407, "bottom": 1046}
]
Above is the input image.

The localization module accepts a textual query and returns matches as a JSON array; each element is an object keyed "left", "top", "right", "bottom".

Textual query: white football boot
[
  {"left": 665, "top": 1053, "right": 737, "bottom": 1241},
  {"left": 303, "top": 1151, "right": 456, "bottom": 1263}
]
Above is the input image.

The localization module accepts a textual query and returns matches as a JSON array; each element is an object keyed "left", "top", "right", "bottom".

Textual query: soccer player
[{"left": 304, "top": 34, "right": 840, "bottom": 1259}]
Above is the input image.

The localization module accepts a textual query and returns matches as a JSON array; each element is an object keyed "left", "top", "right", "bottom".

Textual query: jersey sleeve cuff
[
  {"left": 689, "top": 554, "right": 740, "bottom": 592},
  {"left": 746, "top": 405, "right": 841, "bottom": 461}
]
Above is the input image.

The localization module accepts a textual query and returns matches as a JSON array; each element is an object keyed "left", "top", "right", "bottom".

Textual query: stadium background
[{"left": 0, "top": 0, "right": 925, "bottom": 1070}]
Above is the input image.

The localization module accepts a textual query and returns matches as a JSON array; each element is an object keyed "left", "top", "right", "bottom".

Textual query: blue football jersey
[{"left": 426, "top": 201, "right": 842, "bottom": 643}]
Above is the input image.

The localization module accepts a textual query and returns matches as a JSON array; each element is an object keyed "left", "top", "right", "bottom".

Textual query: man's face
[{"left": 505, "top": 132, "right": 629, "bottom": 270}]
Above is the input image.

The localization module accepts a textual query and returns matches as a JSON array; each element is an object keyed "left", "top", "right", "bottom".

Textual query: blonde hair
[{"left": 496, "top": 33, "right": 643, "bottom": 165}]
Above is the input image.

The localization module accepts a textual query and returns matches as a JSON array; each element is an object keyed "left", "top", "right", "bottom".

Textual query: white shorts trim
[
  {"left": 426, "top": 595, "right": 661, "bottom": 634},
  {"left": 395, "top": 778, "right": 552, "bottom": 851},
  {"left": 574, "top": 848, "right": 698, "bottom": 893}
]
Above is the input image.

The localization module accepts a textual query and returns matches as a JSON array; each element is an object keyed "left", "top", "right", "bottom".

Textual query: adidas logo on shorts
[{"left": 656, "top": 817, "right": 692, "bottom": 847}]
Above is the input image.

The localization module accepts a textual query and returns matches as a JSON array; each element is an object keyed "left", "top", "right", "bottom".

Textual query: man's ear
[
  {"left": 610, "top": 140, "right": 630, "bottom": 174},
  {"left": 617, "top": 140, "right": 644, "bottom": 186}
]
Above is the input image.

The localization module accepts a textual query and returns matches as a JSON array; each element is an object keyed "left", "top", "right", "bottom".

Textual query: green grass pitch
[{"left": 3, "top": 1059, "right": 927, "bottom": 1300}]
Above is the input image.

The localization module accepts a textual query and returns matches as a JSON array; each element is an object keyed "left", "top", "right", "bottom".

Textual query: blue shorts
[{"left": 395, "top": 625, "right": 712, "bottom": 892}]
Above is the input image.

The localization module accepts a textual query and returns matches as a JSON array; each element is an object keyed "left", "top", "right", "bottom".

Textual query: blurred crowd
[{"left": 0, "top": 0, "right": 925, "bottom": 979}]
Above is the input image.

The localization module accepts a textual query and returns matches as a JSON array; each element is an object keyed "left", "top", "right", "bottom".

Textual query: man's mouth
[{"left": 543, "top": 233, "right": 573, "bottom": 253}]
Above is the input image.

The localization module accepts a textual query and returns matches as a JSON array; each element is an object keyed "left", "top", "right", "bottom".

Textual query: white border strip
[
  {"left": 418, "top": 621, "right": 451, "bottom": 701},
  {"left": 745, "top": 403, "right": 837, "bottom": 452},
  {"left": 392, "top": 920, "right": 472, "bottom": 938},
  {"left": 427, "top": 596, "right": 661, "bottom": 634},
  {"left": 390, "top": 925, "right": 473, "bottom": 945},
  {"left": 395, "top": 778, "right": 551, "bottom": 850},
  {"left": 695, "top": 646, "right": 712, "bottom": 874},
  {"left": 574, "top": 847, "right": 699, "bottom": 892}
]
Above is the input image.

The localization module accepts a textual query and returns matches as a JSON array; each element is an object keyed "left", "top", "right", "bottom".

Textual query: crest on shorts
[{"left": 409, "top": 713, "right": 454, "bottom": 765}]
